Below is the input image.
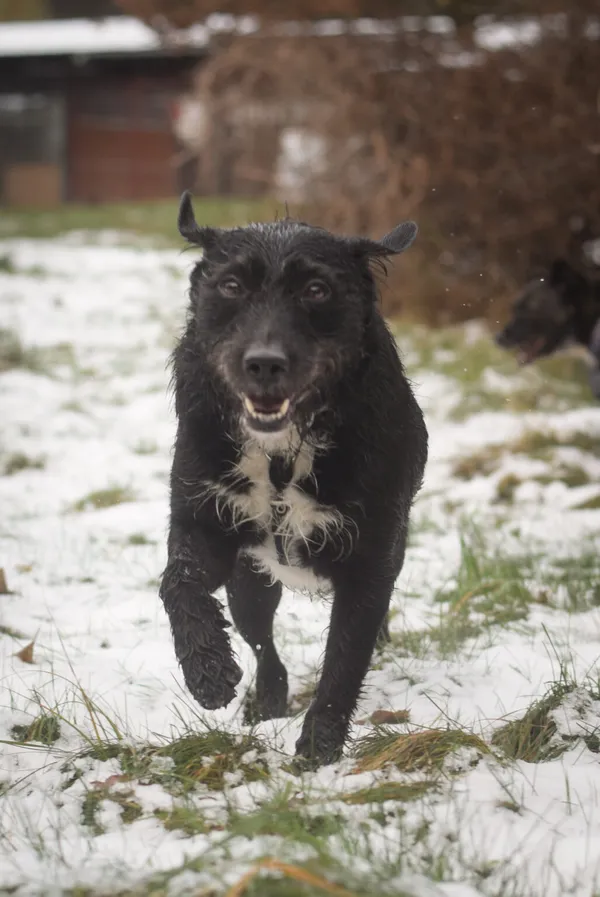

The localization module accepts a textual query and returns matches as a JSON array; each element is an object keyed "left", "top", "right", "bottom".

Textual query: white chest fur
[{"left": 206, "top": 438, "right": 347, "bottom": 593}]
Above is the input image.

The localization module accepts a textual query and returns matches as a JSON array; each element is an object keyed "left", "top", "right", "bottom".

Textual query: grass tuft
[
  {"left": 0, "top": 328, "right": 41, "bottom": 373},
  {"left": 454, "top": 429, "right": 600, "bottom": 484},
  {"left": 11, "top": 714, "right": 61, "bottom": 745},
  {"left": 154, "top": 805, "right": 212, "bottom": 836},
  {"left": 72, "top": 486, "right": 136, "bottom": 512},
  {"left": 2, "top": 452, "right": 45, "bottom": 476},
  {"left": 574, "top": 493, "right": 600, "bottom": 510},
  {"left": 229, "top": 791, "right": 345, "bottom": 844},
  {"left": 75, "top": 728, "right": 270, "bottom": 796},
  {"left": 340, "top": 781, "right": 435, "bottom": 805},
  {"left": 353, "top": 727, "right": 489, "bottom": 774},
  {"left": 494, "top": 473, "right": 521, "bottom": 504},
  {"left": 127, "top": 532, "right": 153, "bottom": 546},
  {"left": 492, "top": 681, "right": 573, "bottom": 762},
  {"left": 0, "top": 253, "right": 16, "bottom": 273},
  {"left": 158, "top": 729, "right": 269, "bottom": 791}
]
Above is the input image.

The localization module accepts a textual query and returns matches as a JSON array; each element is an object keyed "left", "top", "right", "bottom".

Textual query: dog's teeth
[{"left": 243, "top": 397, "right": 291, "bottom": 421}]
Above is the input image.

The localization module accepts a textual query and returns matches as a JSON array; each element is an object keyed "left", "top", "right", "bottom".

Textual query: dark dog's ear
[
  {"left": 178, "top": 191, "right": 218, "bottom": 249},
  {"left": 549, "top": 258, "right": 586, "bottom": 297},
  {"left": 379, "top": 221, "right": 418, "bottom": 254}
]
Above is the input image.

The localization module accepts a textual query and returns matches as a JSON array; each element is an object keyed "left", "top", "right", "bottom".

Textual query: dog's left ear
[
  {"left": 379, "top": 221, "right": 418, "bottom": 254},
  {"left": 178, "top": 191, "right": 219, "bottom": 250}
]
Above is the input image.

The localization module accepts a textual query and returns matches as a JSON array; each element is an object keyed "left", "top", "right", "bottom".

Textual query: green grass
[
  {"left": 393, "top": 527, "right": 538, "bottom": 658},
  {"left": 492, "top": 679, "right": 600, "bottom": 762},
  {"left": 66, "top": 727, "right": 270, "bottom": 799},
  {"left": 574, "top": 493, "right": 600, "bottom": 510},
  {"left": 126, "top": 532, "right": 154, "bottom": 546},
  {"left": 0, "top": 197, "right": 277, "bottom": 244},
  {"left": 0, "top": 328, "right": 78, "bottom": 376},
  {"left": 1, "top": 452, "right": 45, "bottom": 476},
  {"left": 0, "top": 253, "right": 16, "bottom": 273},
  {"left": 452, "top": 429, "right": 600, "bottom": 482},
  {"left": 0, "top": 623, "right": 27, "bottom": 639},
  {"left": 391, "top": 527, "right": 600, "bottom": 662},
  {"left": 340, "top": 781, "right": 436, "bottom": 805},
  {"left": 72, "top": 486, "right": 137, "bottom": 512},
  {"left": 228, "top": 791, "right": 345, "bottom": 843},
  {"left": 0, "top": 327, "right": 43, "bottom": 373},
  {"left": 398, "top": 324, "right": 596, "bottom": 419},
  {"left": 158, "top": 729, "right": 269, "bottom": 792},
  {"left": 11, "top": 714, "right": 61, "bottom": 745},
  {"left": 154, "top": 805, "right": 212, "bottom": 836}
]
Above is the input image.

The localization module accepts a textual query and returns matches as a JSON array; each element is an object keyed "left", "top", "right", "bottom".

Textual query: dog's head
[
  {"left": 495, "top": 259, "right": 587, "bottom": 365},
  {"left": 179, "top": 192, "right": 416, "bottom": 443}
]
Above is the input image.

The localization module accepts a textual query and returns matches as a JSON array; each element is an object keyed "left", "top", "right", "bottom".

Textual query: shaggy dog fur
[
  {"left": 496, "top": 259, "right": 600, "bottom": 398},
  {"left": 160, "top": 193, "right": 428, "bottom": 767}
]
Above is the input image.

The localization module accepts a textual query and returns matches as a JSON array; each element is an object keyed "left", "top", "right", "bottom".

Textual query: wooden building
[{"left": 0, "top": 17, "right": 209, "bottom": 206}]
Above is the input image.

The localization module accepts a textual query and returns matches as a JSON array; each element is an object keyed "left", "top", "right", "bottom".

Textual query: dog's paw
[
  {"left": 181, "top": 651, "right": 243, "bottom": 710},
  {"left": 243, "top": 687, "right": 288, "bottom": 725},
  {"left": 294, "top": 715, "right": 346, "bottom": 768},
  {"left": 244, "top": 657, "right": 289, "bottom": 724}
]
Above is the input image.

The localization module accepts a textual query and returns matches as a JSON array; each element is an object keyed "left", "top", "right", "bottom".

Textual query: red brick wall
[{"left": 67, "top": 79, "right": 178, "bottom": 202}]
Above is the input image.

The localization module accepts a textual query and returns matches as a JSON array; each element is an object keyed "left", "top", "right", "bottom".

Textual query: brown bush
[
  {"left": 179, "top": 7, "right": 600, "bottom": 324},
  {"left": 116, "top": 0, "right": 528, "bottom": 28}
]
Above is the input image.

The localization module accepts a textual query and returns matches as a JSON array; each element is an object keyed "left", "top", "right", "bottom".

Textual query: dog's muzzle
[{"left": 241, "top": 344, "right": 294, "bottom": 433}]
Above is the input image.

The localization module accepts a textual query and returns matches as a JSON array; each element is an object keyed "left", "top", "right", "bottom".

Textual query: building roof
[
  {"left": 0, "top": 12, "right": 596, "bottom": 61},
  {"left": 0, "top": 15, "right": 210, "bottom": 59}
]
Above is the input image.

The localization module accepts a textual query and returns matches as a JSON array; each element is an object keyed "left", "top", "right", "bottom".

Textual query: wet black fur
[
  {"left": 496, "top": 259, "right": 600, "bottom": 398},
  {"left": 160, "top": 193, "right": 428, "bottom": 767}
]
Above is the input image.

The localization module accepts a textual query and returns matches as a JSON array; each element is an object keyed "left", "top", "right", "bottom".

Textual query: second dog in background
[{"left": 496, "top": 259, "right": 600, "bottom": 398}]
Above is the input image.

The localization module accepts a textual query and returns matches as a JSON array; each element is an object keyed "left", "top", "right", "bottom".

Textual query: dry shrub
[
  {"left": 173, "top": 5, "right": 600, "bottom": 324},
  {"left": 117, "top": 0, "right": 526, "bottom": 28}
]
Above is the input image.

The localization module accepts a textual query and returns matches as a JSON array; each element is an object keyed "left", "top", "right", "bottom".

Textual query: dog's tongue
[{"left": 250, "top": 397, "right": 287, "bottom": 414}]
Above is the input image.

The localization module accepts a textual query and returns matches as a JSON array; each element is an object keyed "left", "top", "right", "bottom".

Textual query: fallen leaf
[
  {"left": 369, "top": 709, "right": 411, "bottom": 726},
  {"left": 91, "top": 774, "right": 131, "bottom": 789},
  {"left": 14, "top": 640, "right": 35, "bottom": 664}
]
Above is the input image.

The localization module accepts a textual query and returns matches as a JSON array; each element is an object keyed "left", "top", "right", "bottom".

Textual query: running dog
[{"left": 160, "top": 193, "right": 428, "bottom": 767}]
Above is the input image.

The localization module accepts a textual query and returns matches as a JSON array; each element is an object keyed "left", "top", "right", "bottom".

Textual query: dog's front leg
[
  {"left": 160, "top": 519, "right": 242, "bottom": 710},
  {"left": 295, "top": 566, "right": 393, "bottom": 767}
]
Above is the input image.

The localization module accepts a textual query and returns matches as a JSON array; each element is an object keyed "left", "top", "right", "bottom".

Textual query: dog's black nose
[{"left": 243, "top": 346, "right": 289, "bottom": 385}]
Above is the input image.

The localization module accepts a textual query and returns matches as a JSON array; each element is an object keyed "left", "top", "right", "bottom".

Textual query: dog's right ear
[
  {"left": 379, "top": 221, "right": 418, "bottom": 254},
  {"left": 178, "top": 191, "right": 218, "bottom": 249}
]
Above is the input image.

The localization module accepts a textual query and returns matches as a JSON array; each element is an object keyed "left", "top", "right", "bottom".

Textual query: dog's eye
[
  {"left": 303, "top": 280, "right": 330, "bottom": 303},
  {"left": 219, "top": 277, "right": 243, "bottom": 298}
]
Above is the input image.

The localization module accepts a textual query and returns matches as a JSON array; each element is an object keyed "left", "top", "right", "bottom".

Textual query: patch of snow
[{"left": 1, "top": 235, "right": 600, "bottom": 897}]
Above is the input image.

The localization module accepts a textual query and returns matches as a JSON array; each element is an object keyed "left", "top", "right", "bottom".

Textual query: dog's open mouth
[
  {"left": 516, "top": 336, "right": 546, "bottom": 365},
  {"left": 243, "top": 395, "right": 292, "bottom": 431}
]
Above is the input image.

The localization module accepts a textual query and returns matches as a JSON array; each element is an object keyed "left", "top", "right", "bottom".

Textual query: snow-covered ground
[{"left": 1, "top": 235, "right": 600, "bottom": 897}]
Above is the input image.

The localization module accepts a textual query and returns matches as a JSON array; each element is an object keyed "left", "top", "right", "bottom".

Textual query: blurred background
[{"left": 0, "top": 0, "right": 598, "bottom": 324}]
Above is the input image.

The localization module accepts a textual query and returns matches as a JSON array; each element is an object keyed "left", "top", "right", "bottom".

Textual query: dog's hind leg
[{"left": 226, "top": 555, "right": 288, "bottom": 723}]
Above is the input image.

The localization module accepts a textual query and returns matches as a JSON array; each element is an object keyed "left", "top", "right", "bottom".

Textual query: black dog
[
  {"left": 160, "top": 193, "right": 428, "bottom": 767},
  {"left": 496, "top": 259, "right": 600, "bottom": 397}
]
